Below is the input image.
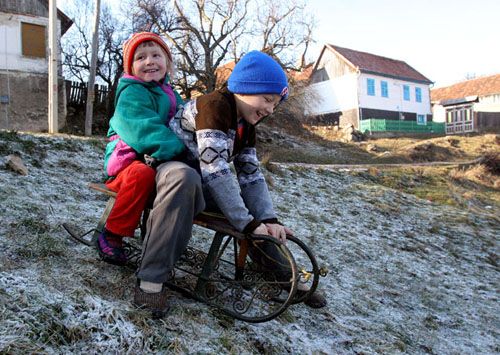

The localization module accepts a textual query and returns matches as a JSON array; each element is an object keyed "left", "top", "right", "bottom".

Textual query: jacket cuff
[
  {"left": 261, "top": 218, "right": 279, "bottom": 225},
  {"left": 243, "top": 219, "right": 261, "bottom": 234}
]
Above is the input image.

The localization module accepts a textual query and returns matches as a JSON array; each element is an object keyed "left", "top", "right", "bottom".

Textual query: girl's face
[
  {"left": 131, "top": 42, "right": 169, "bottom": 82},
  {"left": 234, "top": 93, "right": 281, "bottom": 125}
]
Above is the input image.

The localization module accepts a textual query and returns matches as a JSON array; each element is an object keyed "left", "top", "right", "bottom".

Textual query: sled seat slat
[{"left": 89, "top": 183, "right": 117, "bottom": 198}]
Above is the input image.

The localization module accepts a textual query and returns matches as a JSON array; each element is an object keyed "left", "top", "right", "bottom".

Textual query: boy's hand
[
  {"left": 252, "top": 223, "right": 294, "bottom": 244},
  {"left": 264, "top": 223, "right": 292, "bottom": 244},
  {"left": 252, "top": 223, "right": 268, "bottom": 236}
]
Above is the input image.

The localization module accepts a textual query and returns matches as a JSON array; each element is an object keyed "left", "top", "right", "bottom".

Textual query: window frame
[
  {"left": 21, "top": 22, "right": 47, "bottom": 59},
  {"left": 367, "top": 78, "right": 375, "bottom": 96},
  {"left": 417, "top": 114, "right": 426, "bottom": 125},
  {"left": 415, "top": 87, "right": 422, "bottom": 103},
  {"left": 381, "top": 81, "right": 388, "bottom": 98},
  {"left": 403, "top": 85, "right": 410, "bottom": 101}
]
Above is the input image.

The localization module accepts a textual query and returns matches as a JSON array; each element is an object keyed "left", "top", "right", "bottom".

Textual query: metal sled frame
[{"left": 63, "top": 183, "right": 324, "bottom": 323}]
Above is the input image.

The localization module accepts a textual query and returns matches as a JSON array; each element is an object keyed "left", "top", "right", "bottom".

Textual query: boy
[{"left": 169, "top": 50, "right": 327, "bottom": 308}]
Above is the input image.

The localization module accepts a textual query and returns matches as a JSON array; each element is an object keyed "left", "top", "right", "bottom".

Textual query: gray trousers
[{"left": 137, "top": 161, "right": 205, "bottom": 283}]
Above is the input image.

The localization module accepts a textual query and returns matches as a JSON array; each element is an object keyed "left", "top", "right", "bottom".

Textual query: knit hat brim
[
  {"left": 228, "top": 51, "right": 289, "bottom": 101},
  {"left": 122, "top": 32, "right": 173, "bottom": 76},
  {"left": 228, "top": 80, "right": 287, "bottom": 96}
]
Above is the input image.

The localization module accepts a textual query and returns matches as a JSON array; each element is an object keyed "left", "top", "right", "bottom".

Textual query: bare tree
[
  {"left": 255, "top": 0, "right": 316, "bottom": 70},
  {"left": 63, "top": 0, "right": 317, "bottom": 124},
  {"left": 133, "top": 0, "right": 251, "bottom": 98},
  {"left": 132, "top": 0, "right": 316, "bottom": 99},
  {"left": 62, "top": 0, "right": 128, "bottom": 114}
]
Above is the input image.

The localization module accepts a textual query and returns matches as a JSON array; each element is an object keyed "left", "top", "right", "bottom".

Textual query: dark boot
[
  {"left": 133, "top": 283, "right": 170, "bottom": 319},
  {"left": 96, "top": 229, "right": 127, "bottom": 265}
]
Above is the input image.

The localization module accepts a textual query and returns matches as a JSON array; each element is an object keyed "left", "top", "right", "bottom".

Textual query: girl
[{"left": 97, "top": 32, "right": 185, "bottom": 265}]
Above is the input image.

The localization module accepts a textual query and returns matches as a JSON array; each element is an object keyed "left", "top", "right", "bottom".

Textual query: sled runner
[{"left": 63, "top": 183, "right": 327, "bottom": 323}]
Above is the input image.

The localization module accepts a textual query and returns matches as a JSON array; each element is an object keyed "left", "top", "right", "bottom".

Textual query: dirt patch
[{"left": 366, "top": 133, "right": 499, "bottom": 163}]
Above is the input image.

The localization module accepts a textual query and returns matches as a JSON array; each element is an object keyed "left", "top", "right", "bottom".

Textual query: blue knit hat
[{"left": 228, "top": 51, "right": 289, "bottom": 101}]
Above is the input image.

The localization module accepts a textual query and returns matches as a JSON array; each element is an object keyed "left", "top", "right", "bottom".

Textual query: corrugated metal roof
[
  {"left": 326, "top": 44, "right": 432, "bottom": 84},
  {"left": 431, "top": 74, "right": 500, "bottom": 102}
]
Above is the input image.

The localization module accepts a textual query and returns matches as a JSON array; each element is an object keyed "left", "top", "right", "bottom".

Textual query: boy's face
[
  {"left": 132, "top": 42, "right": 169, "bottom": 82},
  {"left": 234, "top": 93, "right": 281, "bottom": 125}
]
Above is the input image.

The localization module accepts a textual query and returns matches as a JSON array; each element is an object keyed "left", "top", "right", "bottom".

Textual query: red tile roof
[
  {"left": 288, "top": 64, "right": 314, "bottom": 82},
  {"left": 326, "top": 44, "right": 432, "bottom": 84},
  {"left": 215, "top": 61, "right": 235, "bottom": 88},
  {"left": 431, "top": 74, "right": 500, "bottom": 102}
]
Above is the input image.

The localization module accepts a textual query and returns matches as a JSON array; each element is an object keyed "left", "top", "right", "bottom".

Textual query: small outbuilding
[{"left": 431, "top": 74, "right": 500, "bottom": 134}]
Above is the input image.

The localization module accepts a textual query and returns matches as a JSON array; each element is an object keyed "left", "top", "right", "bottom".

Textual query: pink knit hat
[{"left": 122, "top": 32, "right": 173, "bottom": 75}]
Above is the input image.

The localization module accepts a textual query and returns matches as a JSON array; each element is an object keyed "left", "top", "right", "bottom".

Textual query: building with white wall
[
  {"left": 0, "top": 0, "right": 72, "bottom": 131},
  {"left": 305, "top": 44, "right": 433, "bottom": 131},
  {"left": 431, "top": 74, "right": 500, "bottom": 134}
]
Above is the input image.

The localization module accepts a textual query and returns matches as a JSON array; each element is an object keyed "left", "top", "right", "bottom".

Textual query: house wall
[
  {"left": 309, "top": 48, "right": 354, "bottom": 84},
  {"left": 0, "top": 70, "right": 67, "bottom": 131},
  {"left": 0, "top": 12, "right": 62, "bottom": 74},
  {"left": 476, "top": 93, "right": 500, "bottom": 112},
  {"left": 476, "top": 112, "right": 500, "bottom": 132},
  {"left": 0, "top": 0, "right": 49, "bottom": 17},
  {"left": 304, "top": 74, "right": 359, "bottom": 116},
  {"left": 357, "top": 73, "right": 431, "bottom": 120},
  {"left": 432, "top": 103, "right": 446, "bottom": 123},
  {"left": 0, "top": 6, "right": 67, "bottom": 132},
  {"left": 476, "top": 94, "right": 500, "bottom": 132},
  {"left": 305, "top": 48, "right": 359, "bottom": 120}
]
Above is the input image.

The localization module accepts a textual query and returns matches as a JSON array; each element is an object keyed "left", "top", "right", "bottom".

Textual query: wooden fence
[{"left": 66, "top": 80, "right": 110, "bottom": 106}]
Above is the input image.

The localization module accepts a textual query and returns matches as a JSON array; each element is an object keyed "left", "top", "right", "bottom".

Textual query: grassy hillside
[{"left": 0, "top": 130, "right": 498, "bottom": 353}]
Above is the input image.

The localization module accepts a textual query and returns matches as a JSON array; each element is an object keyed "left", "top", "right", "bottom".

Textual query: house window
[
  {"left": 381, "top": 81, "right": 388, "bottom": 98},
  {"left": 415, "top": 87, "right": 422, "bottom": 103},
  {"left": 21, "top": 22, "right": 46, "bottom": 58},
  {"left": 417, "top": 114, "right": 426, "bottom": 125},
  {"left": 465, "top": 108, "right": 472, "bottom": 121},
  {"left": 403, "top": 85, "right": 410, "bottom": 101},
  {"left": 447, "top": 111, "right": 452, "bottom": 123},
  {"left": 367, "top": 78, "right": 375, "bottom": 96}
]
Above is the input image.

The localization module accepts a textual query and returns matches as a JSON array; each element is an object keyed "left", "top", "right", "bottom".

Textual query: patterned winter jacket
[{"left": 169, "top": 87, "right": 278, "bottom": 233}]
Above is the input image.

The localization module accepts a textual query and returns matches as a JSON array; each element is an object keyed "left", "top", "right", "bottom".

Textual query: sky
[
  {"left": 58, "top": 0, "right": 500, "bottom": 88},
  {"left": 307, "top": 0, "right": 500, "bottom": 87}
]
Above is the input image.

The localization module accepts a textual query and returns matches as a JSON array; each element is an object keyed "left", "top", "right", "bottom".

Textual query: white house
[
  {"left": 0, "top": 0, "right": 72, "bottom": 131},
  {"left": 305, "top": 44, "right": 433, "bottom": 132},
  {"left": 431, "top": 74, "right": 500, "bottom": 134}
]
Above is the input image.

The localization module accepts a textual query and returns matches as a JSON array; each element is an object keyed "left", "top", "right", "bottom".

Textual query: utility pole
[
  {"left": 85, "top": 0, "right": 101, "bottom": 136},
  {"left": 48, "top": 0, "right": 58, "bottom": 133}
]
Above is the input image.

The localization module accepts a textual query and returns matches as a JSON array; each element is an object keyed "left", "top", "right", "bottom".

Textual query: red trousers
[{"left": 105, "top": 160, "right": 156, "bottom": 237}]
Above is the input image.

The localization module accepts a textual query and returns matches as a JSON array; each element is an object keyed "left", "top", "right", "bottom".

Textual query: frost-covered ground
[{"left": 0, "top": 132, "right": 498, "bottom": 354}]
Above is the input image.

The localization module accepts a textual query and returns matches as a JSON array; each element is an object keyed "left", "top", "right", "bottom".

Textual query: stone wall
[
  {"left": 339, "top": 108, "right": 359, "bottom": 128},
  {"left": 0, "top": 71, "right": 66, "bottom": 131}
]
